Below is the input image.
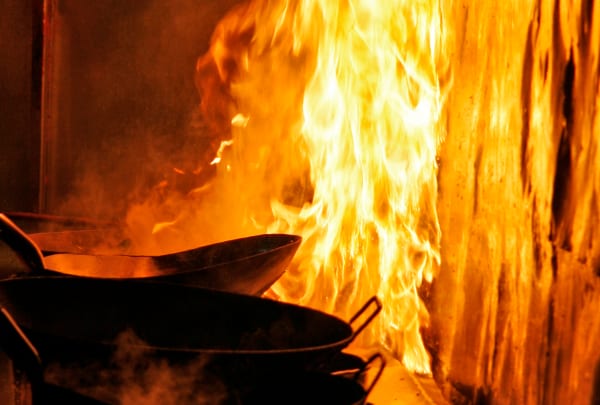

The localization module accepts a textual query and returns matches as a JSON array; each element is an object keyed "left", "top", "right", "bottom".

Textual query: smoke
[
  {"left": 43, "top": 329, "right": 230, "bottom": 405},
  {"left": 47, "top": 0, "right": 242, "bottom": 223},
  {"left": 113, "top": 331, "right": 229, "bottom": 405}
]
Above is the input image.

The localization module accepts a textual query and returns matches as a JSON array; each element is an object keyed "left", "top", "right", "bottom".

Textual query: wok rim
[
  {"left": 128, "top": 232, "right": 302, "bottom": 279},
  {"left": 40, "top": 233, "right": 302, "bottom": 280}
]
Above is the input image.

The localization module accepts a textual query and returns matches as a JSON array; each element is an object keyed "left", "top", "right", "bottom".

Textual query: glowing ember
[{"left": 190, "top": 0, "right": 452, "bottom": 374}]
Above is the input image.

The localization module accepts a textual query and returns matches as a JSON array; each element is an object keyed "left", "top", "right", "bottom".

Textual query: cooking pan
[
  {"left": 240, "top": 353, "right": 385, "bottom": 405},
  {"left": 0, "top": 305, "right": 384, "bottom": 405},
  {"left": 316, "top": 351, "right": 375, "bottom": 387},
  {"left": 0, "top": 213, "right": 301, "bottom": 295},
  {"left": 0, "top": 277, "right": 381, "bottom": 387},
  {"left": 243, "top": 373, "right": 370, "bottom": 405}
]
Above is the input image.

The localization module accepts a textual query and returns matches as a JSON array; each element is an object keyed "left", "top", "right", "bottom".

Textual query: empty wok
[
  {"left": 0, "top": 213, "right": 301, "bottom": 295},
  {"left": 0, "top": 277, "right": 381, "bottom": 399}
]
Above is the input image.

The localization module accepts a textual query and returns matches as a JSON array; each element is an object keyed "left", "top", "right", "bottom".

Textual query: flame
[{"left": 194, "top": 0, "right": 451, "bottom": 374}]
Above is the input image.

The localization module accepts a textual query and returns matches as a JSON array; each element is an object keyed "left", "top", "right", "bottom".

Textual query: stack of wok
[{"left": 0, "top": 214, "right": 385, "bottom": 404}]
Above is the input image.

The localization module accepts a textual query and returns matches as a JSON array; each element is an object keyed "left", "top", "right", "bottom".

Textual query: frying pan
[
  {"left": 240, "top": 354, "right": 385, "bottom": 405},
  {"left": 246, "top": 374, "right": 370, "bottom": 405},
  {"left": 241, "top": 354, "right": 385, "bottom": 405},
  {"left": 0, "top": 276, "right": 381, "bottom": 402},
  {"left": 0, "top": 304, "right": 384, "bottom": 405},
  {"left": 0, "top": 213, "right": 301, "bottom": 295}
]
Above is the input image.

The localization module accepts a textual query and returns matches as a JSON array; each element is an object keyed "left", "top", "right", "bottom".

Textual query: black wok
[
  {"left": 0, "top": 213, "right": 301, "bottom": 295},
  {"left": 0, "top": 303, "right": 383, "bottom": 405},
  {"left": 240, "top": 353, "right": 385, "bottom": 405},
  {"left": 0, "top": 277, "right": 381, "bottom": 388}
]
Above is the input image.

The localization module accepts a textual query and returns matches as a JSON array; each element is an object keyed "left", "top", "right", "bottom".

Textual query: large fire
[
  {"left": 125, "top": 0, "right": 451, "bottom": 374},
  {"left": 188, "top": 0, "right": 451, "bottom": 374},
  {"left": 43, "top": 0, "right": 600, "bottom": 401}
]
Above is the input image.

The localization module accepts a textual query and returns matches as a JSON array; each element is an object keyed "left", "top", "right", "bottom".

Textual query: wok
[
  {"left": 0, "top": 213, "right": 301, "bottom": 295},
  {"left": 240, "top": 355, "right": 385, "bottom": 405},
  {"left": 0, "top": 277, "right": 382, "bottom": 387},
  {"left": 317, "top": 351, "right": 375, "bottom": 387},
  {"left": 0, "top": 304, "right": 383, "bottom": 405}
]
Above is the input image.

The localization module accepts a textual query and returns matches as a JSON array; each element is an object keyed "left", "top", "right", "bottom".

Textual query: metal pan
[
  {"left": 0, "top": 304, "right": 383, "bottom": 405},
  {"left": 316, "top": 351, "right": 373, "bottom": 385},
  {"left": 240, "top": 354, "right": 385, "bottom": 405},
  {"left": 0, "top": 213, "right": 301, "bottom": 295},
  {"left": 0, "top": 277, "right": 381, "bottom": 383}
]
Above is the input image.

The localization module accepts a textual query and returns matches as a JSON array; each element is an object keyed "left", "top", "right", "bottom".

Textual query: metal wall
[
  {"left": 0, "top": 0, "right": 41, "bottom": 213},
  {"left": 40, "top": 0, "right": 239, "bottom": 220}
]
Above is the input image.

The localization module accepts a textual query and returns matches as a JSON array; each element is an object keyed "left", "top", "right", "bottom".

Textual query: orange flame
[{"left": 197, "top": 0, "right": 452, "bottom": 374}]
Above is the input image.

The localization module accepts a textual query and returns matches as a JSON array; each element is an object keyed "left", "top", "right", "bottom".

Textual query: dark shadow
[{"left": 591, "top": 359, "right": 600, "bottom": 405}]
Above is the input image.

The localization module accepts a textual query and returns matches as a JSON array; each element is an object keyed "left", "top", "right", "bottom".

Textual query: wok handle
[
  {"left": 0, "top": 213, "right": 46, "bottom": 273},
  {"left": 0, "top": 307, "right": 43, "bottom": 383},
  {"left": 347, "top": 296, "right": 382, "bottom": 343},
  {"left": 354, "top": 353, "right": 386, "bottom": 398}
]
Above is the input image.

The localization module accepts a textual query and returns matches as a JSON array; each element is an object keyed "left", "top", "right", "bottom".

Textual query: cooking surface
[
  {"left": 351, "top": 349, "right": 448, "bottom": 405},
  {"left": 367, "top": 361, "right": 448, "bottom": 405}
]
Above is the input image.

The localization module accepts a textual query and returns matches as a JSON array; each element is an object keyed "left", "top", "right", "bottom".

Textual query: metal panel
[
  {"left": 0, "top": 0, "right": 41, "bottom": 213},
  {"left": 40, "top": 0, "right": 239, "bottom": 219}
]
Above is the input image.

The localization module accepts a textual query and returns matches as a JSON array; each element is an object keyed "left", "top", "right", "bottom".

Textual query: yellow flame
[
  {"left": 200, "top": 0, "right": 451, "bottom": 374},
  {"left": 195, "top": 0, "right": 451, "bottom": 373},
  {"left": 210, "top": 140, "right": 234, "bottom": 165}
]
